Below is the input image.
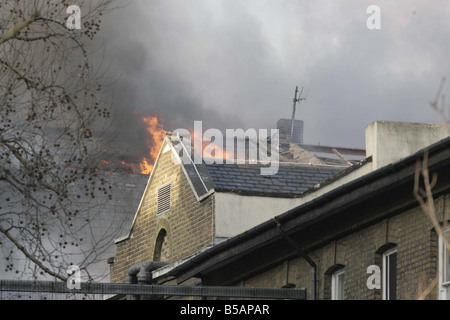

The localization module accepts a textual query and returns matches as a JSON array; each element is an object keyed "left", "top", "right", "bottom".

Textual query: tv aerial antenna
[{"left": 290, "top": 86, "right": 307, "bottom": 142}]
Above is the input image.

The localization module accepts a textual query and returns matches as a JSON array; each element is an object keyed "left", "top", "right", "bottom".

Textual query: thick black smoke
[
  {"left": 93, "top": 0, "right": 450, "bottom": 163},
  {"left": 94, "top": 1, "right": 246, "bottom": 163}
]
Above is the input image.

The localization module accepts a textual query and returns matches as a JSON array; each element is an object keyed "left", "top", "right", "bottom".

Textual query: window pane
[
  {"left": 337, "top": 272, "right": 345, "bottom": 300},
  {"left": 383, "top": 249, "right": 397, "bottom": 300},
  {"left": 388, "top": 251, "right": 397, "bottom": 300},
  {"left": 332, "top": 270, "right": 345, "bottom": 300}
]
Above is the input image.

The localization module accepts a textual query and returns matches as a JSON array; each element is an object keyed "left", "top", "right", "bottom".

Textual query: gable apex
[
  {"left": 114, "top": 134, "right": 215, "bottom": 244},
  {"left": 114, "top": 135, "right": 174, "bottom": 243}
]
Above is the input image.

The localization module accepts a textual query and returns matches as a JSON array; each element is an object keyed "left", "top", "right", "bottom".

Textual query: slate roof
[
  {"left": 170, "top": 137, "right": 347, "bottom": 199},
  {"left": 203, "top": 163, "right": 342, "bottom": 198}
]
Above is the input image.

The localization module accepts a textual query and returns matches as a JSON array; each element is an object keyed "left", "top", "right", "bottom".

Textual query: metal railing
[{"left": 0, "top": 280, "right": 306, "bottom": 300}]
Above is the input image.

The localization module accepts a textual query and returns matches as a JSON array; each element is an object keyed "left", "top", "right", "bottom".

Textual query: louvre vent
[{"left": 157, "top": 183, "right": 171, "bottom": 215}]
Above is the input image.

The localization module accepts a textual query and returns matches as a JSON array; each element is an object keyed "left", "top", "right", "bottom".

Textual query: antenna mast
[{"left": 290, "top": 86, "right": 306, "bottom": 142}]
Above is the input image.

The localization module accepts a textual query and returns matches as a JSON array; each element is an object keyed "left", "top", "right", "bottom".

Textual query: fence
[{"left": 0, "top": 280, "right": 306, "bottom": 300}]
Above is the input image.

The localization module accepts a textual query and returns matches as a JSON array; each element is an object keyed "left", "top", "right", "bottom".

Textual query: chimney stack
[
  {"left": 365, "top": 121, "right": 450, "bottom": 170},
  {"left": 277, "top": 119, "right": 304, "bottom": 144}
]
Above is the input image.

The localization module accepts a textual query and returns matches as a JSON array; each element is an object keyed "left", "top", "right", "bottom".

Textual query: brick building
[
  {"left": 110, "top": 120, "right": 450, "bottom": 300},
  {"left": 146, "top": 121, "right": 450, "bottom": 300},
  {"left": 109, "top": 132, "right": 348, "bottom": 285}
]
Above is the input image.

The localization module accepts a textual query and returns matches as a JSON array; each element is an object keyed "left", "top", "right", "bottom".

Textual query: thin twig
[
  {"left": 413, "top": 151, "right": 450, "bottom": 299},
  {"left": 417, "top": 274, "right": 439, "bottom": 300},
  {"left": 0, "top": 225, "right": 67, "bottom": 282}
]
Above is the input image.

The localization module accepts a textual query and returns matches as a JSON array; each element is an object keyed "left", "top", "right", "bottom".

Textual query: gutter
[{"left": 274, "top": 217, "right": 317, "bottom": 300}]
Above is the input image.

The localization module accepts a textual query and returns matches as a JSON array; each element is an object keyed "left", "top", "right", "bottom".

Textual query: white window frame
[
  {"left": 331, "top": 269, "right": 345, "bottom": 300},
  {"left": 382, "top": 248, "right": 397, "bottom": 300},
  {"left": 156, "top": 182, "right": 172, "bottom": 216},
  {"left": 439, "top": 229, "right": 450, "bottom": 300}
]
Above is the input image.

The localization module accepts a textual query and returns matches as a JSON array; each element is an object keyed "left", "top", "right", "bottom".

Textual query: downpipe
[
  {"left": 274, "top": 218, "right": 317, "bottom": 300},
  {"left": 124, "top": 261, "right": 169, "bottom": 300}
]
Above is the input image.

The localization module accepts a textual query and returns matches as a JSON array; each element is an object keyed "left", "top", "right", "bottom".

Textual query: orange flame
[
  {"left": 139, "top": 116, "right": 166, "bottom": 175},
  {"left": 202, "top": 141, "right": 231, "bottom": 160},
  {"left": 191, "top": 129, "right": 232, "bottom": 161},
  {"left": 120, "top": 160, "right": 138, "bottom": 174},
  {"left": 96, "top": 116, "right": 165, "bottom": 175}
]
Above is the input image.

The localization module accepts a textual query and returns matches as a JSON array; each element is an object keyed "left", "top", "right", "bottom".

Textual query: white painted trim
[
  {"left": 439, "top": 230, "right": 450, "bottom": 300},
  {"left": 331, "top": 269, "right": 345, "bottom": 300},
  {"left": 382, "top": 248, "right": 397, "bottom": 300}
]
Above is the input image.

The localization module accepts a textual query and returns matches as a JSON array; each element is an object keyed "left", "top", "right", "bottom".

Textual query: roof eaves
[{"left": 213, "top": 188, "right": 303, "bottom": 198}]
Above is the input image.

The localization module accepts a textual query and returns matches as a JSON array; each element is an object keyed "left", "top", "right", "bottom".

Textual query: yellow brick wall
[
  {"left": 110, "top": 145, "right": 215, "bottom": 284},
  {"left": 236, "top": 195, "right": 449, "bottom": 300}
]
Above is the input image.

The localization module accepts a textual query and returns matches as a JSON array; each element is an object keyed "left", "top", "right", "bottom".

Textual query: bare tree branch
[
  {"left": 0, "top": 225, "right": 67, "bottom": 282},
  {"left": 413, "top": 151, "right": 450, "bottom": 299},
  {"left": 0, "top": 0, "right": 119, "bottom": 282},
  {"left": 0, "top": 13, "right": 40, "bottom": 46}
]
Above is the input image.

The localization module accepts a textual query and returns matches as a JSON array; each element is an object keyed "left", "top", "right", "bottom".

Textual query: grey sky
[{"left": 98, "top": 0, "right": 450, "bottom": 161}]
